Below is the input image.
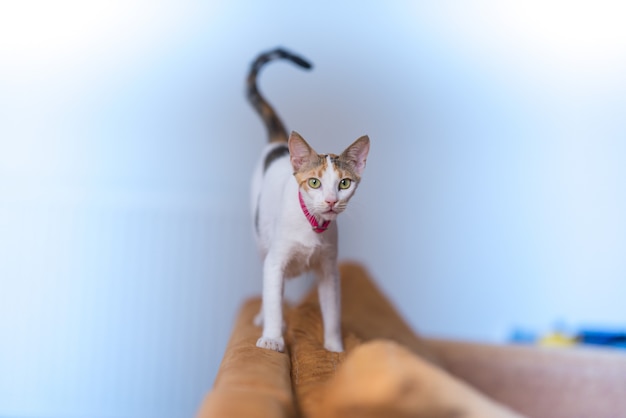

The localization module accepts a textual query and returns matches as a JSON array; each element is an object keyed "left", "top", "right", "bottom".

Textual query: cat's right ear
[{"left": 288, "top": 131, "right": 314, "bottom": 172}]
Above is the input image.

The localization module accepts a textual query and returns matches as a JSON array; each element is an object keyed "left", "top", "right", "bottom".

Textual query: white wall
[{"left": 1, "top": 1, "right": 625, "bottom": 417}]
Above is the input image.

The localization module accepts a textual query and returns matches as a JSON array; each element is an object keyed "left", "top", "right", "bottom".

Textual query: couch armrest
[
  {"left": 426, "top": 339, "right": 626, "bottom": 418},
  {"left": 196, "top": 299, "right": 296, "bottom": 418}
]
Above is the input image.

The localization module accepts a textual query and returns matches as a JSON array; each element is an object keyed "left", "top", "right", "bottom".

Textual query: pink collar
[{"left": 298, "top": 191, "right": 331, "bottom": 233}]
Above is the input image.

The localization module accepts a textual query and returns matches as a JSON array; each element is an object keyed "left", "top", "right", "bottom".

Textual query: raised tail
[{"left": 247, "top": 48, "right": 313, "bottom": 143}]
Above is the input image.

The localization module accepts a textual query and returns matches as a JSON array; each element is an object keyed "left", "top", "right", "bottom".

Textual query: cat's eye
[
  {"left": 339, "top": 179, "right": 351, "bottom": 190},
  {"left": 308, "top": 178, "right": 321, "bottom": 189}
]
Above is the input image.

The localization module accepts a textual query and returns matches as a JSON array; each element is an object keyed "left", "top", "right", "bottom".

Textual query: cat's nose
[{"left": 325, "top": 198, "right": 337, "bottom": 208}]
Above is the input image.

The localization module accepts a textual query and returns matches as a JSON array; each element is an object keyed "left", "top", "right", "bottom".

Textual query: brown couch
[{"left": 198, "top": 263, "right": 626, "bottom": 418}]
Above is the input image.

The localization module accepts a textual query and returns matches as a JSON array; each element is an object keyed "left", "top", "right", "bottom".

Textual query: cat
[{"left": 248, "top": 48, "right": 370, "bottom": 353}]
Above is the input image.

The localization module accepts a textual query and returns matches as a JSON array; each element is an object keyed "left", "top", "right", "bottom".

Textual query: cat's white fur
[{"left": 251, "top": 132, "right": 369, "bottom": 352}]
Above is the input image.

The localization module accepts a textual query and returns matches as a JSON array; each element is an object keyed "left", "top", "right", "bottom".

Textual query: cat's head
[{"left": 289, "top": 131, "right": 370, "bottom": 222}]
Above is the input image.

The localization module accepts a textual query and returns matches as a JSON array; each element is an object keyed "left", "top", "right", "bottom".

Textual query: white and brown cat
[{"left": 248, "top": 48, "right": 370, "bottom": 352}]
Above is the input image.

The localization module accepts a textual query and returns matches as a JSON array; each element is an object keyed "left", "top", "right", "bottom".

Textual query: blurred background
[{"left": 1, "top": 1, "right": 625, "bottom": 417}]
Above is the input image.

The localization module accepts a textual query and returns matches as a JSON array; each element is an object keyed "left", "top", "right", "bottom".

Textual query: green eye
[
  {"left": 308, "top": 178, "right": 321, "bottom": 189},
  {"left": 339, "top": 178, "right": 351, "bottom": 190}
]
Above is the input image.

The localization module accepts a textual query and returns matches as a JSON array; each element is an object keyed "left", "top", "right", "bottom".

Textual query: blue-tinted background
[{"left": 1, "top": 1, "right": 625, "bottom": 417}]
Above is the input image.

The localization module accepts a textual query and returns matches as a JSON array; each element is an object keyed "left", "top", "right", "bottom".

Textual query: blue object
[{"left": 578, "top": 330, "right": 626, "bottom": 349}]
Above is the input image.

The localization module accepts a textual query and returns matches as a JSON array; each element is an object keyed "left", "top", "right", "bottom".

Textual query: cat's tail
[{"left": 247, "top": 47, "right": 313, "bottom": 143}]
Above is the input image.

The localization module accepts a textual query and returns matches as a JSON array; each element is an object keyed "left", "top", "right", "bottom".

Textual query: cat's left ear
[{"left": 341, "top": 135, "right": 370, "bottom": 176}]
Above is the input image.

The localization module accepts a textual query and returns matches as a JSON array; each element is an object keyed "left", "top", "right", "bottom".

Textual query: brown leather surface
[
  {"left": 310, "top": 340, "right": 521, "bottom": 418},
  {"left": 286, "top": 262, "right": 445, "bottom": 417},
  {"left": 337, "top": 262, "right": 442, "bottom": 365},
  {"left": 287, "top": 262, "right": 519, "bottom": 418},
  {"left": 198, "top": 262, "right": 626, "bottom": 418},
  {"left": 427, "top": 338, "right": 626, "bottom": 418},
  {"left": 196, "top": 299, "right": 296, "bottom": 418}
]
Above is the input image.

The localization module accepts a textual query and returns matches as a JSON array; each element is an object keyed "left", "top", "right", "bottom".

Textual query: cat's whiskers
[{"left": 337, "top": 198, "right": 366, "bottom": 221}]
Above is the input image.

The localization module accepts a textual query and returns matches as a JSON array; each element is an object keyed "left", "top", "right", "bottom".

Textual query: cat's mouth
[
  {"left": 316, "top": 203, "right": 342, "bottom": 218},
  {"left": 324, "top": 206, "right": 342, "bottom": 215},
  {"left": 322, "top": 208, "right": 340, "bottom": 219}
]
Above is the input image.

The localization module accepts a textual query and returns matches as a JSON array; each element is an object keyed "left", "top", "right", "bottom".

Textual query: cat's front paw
[{"left": 256, "top": 336, "right": 285, "bottom": 352}]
